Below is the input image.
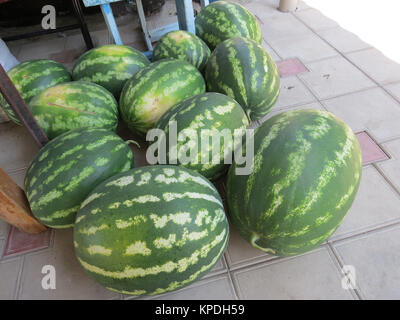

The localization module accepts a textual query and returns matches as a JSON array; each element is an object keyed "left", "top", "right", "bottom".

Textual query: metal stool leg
[
  {"left": 72, "top": 0, "right": 94, "bottom": 50},
  {"left": 100, "top": 3, "right": 123, "bottom": 45},
  {"left": 176, "top": 0, "right": 195, "bottom": 34},
  {"left": 136, "top": 0, "right": 153, "bottom": 51}
]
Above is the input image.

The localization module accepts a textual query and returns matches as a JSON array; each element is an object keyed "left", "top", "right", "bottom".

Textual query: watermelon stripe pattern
[
  {"left": 24, "top": 128, "right": 134, "bottom": 228},
  {"left": 74, "top": 166, "right": 229, "bottom": 295},
  {"left": 226, "top": 109, "right": 362, "bottom": 256},
  {"left": 120, "top": 59, "right": 206, "bottom": 135},
  {"left": 205, "top": 37, "right": 280, "bottom": 121},
  {"left": 72, "top": 45, "right": 150, "bottom": 98},
  {"left": 153, "top": 31, "right": 211, "bottom": 71},
  {"left": 29, "top": 81, "right": 119, "bottom": 139},
  {"left": 0, "top": 59, "right": 71, "bottom": 124},
  {"left": 195, "top": 0, "right": 262, "bottom": 50},
  {"left": 155, "top": 92, "right": 250, "bottom": 180}
]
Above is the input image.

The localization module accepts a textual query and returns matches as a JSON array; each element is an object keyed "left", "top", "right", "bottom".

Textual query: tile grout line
[
  {"left": 372, "top": 163, "right": 400, "bottom": 196},
  {"left": 326, "top": 242, "right": 363, "bottom": 300},
  {"left": 290, "top": 10, "right": 400, "bottom": 107},
  {"left": 13, "top": 254, "right": 25, "bottom": 300}
]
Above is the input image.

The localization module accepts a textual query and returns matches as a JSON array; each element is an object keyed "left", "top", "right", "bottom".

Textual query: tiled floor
[{"left": 1, "top": 0, "right": 400, "bottom": 299}]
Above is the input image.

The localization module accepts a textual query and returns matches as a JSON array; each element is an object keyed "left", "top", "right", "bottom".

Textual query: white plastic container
[
  {"left": 278, "top": 0, "right": 298, "bottom": 12},
  {"left": 0, "top": 38, "right": 19, "bottom": 71}
]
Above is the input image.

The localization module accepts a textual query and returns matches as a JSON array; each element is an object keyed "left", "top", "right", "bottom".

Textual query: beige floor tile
[
  {"left": 322, "top": 87, "right": 400, "bottom": 142},
  {"left": 0, "top": 257, "right": 22, "bottom": 300},
  {"left": 262, "top": 39, "right": 281, "bottom": 62},
  {"left": 233, "top": 247, "right": 354, "bottom": 300},
  {"left": 260, "top": 12, "right": 313, "bottom": 42},
  {"left": 294, "top": 8, "right": 338, "bottom": 31},
  {"left": 276, "top": 76, "right": 316, "bottom": 108},
  {"left": 225, "top": 222, "right": 275, "bottom": 269},
  {"left": 8, "top": 167, "right": 27, "bottom": 189},
  {"left": 317, "top": 27, "right": 371, "bottom": 54},
  {"left": 334, "top": 225, "right": 400, "bottom": 299},
  {"left": 378, "top": 138, "right": 400, "bottom": 193},
  {"left": 18, "top": 229, "right": 119, "bottom": 299},
  {"left": 17, "top": 37, "right": 66, "bottom": 62},
  {"left": 270, "top": 32, "right": 338, "bottom": 63},
  {"left": 299, "top": 56, "right": 376, "bottom": 100},
  {"left": 148, "top": 274, "right": 236, "bottom": 300},
  {"left": 346, "top": 48, "right": 400, "bottom": 85},
  {"left": 384, "top": 82, "right": 400, "bottom": 102},
  {"left": 332, "top": 166, "right": 400, "bottom": 240},
  {"left": 259, "top": 101, "right": 324, "bottom": 124},
  {"left": 0, "top": 220, "right": 10, "bottom": 240},
  {"left": 0, "top": 122, "right": 39, "bottom": 172}
]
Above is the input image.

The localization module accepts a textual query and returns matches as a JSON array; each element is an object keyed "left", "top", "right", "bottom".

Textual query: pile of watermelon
[{"left": 1, "top": 1, "right": 362, "bottom": 296}]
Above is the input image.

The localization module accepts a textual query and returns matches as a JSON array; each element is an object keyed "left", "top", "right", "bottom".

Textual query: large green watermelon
[
  {"left": 74, "top": 165, "right": 229, "bottom": 296},
  {"left": 24, "top": 128, "right": 134, "bottom": 228},
  {"left": 205, "top": 37, "right": 280, "bottom": 121},
  {"left": 226, "top": 109, "right": 362, "bottom": 256},
  {"left": 72, "top": 45, "right": 150, "bottom": 98},
  {"left": 155, "top": 92, "right": 249, "bottom": 180},
  {"left": 0, "top": 59, "right": 71, "bottom": 124},
  {"left": 153, "top": 30, "right": 211, "bottom": 71},
  {"left": 29, "top": 81, "right": 119, "bottom": 139},
  {"left": 195, "top": 0, "right": 262, "bottom": 50},
  {"left": 119, "top": 59, "right": 206, "bottom": 135}
]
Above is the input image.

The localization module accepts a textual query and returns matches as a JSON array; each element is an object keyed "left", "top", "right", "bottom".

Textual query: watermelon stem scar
[
  {"left": 251, "top": 233, "right": 276, "bottom": 254},
  {"left": 125, "top": 140, "right": 140, "bottom": 148}
]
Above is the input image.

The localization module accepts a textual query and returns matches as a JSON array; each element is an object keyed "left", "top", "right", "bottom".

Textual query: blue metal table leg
[
  {"left": 100, "top": 3, "right": 123, "bottom": 45},
  {"left": 136, "top": 0, "right": 153, "bottom": 51},
  {"left": 176, "top": 0, "right": 196, "bottom": 34}
]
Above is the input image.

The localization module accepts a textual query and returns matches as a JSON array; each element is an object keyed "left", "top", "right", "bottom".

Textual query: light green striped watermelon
[
  {"left": 226, "top": 109, "right": 362, "bottom": 256},
  {"left": 72, "top": 45, "right": 150, "bottom": 98},
  {"left": 153, "top": 30, "right": 211, "bottom": 71},
  {"left": 29, "top": 81, "right": 119, "bottom": 139},
  {"left": 0, "top": 59, "right": 71, "bottom": 124},
  {"left": 155, "top": 92, "right": 249, "bottom": 180},
  {"left": 195, "top": 0, "right": 262, "bottom": 50},
  {"left": 205, "top": 37, "right": 280, "bottom": 121},
  {"left": 74, "top": 165, "right": 229, "bottom": 296},
  {"left": 119, "top": 59, "right": 206, "bottom": 135},
  {"left": 24, "top": 128, "right": 134, "bottom": 228}
]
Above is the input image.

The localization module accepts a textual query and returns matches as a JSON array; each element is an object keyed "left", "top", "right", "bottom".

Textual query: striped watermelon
[
  {"left": 29, "top": 81, "right": 119, "bottom": 139},
  {"left": 72, "top": 45, "right": 150, "bottom": 98},
  {"left": 155, "top": 92, "right": 249, "bottom": 180},
  {"left": 226, "top": 109, "right": 362, "bottom": 256},
  {"left": 74, "top": 165, "right": 229, "bottom": 296},
  {"left": 119, "top": 59, "right": 206, "bottom": 135},
  {"left": 0, "top": 59, "right": 71, "bottom": 124},
  {"left": 205, "top": 37, "right": 280, "bottom": 121},
  {"left": 153, "top": 30, "right": 211, "bottom": 71},
  {"left": 24, "top": 128, "right": 134, "bottom": 228},
  {"left": 195, "top": 0, "right": 262, "bottom": 50}
]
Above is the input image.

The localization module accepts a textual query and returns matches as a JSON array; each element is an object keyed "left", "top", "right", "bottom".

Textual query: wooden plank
[
  {"left": 0, "top": 169, "right": 46, "bottom": 234},
  {"left": 0, "top": 65, "right": 49, "bottom": 147}
]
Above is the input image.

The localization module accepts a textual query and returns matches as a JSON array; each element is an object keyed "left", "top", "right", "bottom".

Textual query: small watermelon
[
  {"left": 226, "top": 109, "right": 362, "bottom": 256},
  {"left": 153, "top": 30, "right": 211, "bottom": 71},
  {"left": 0, "top": 59, "right": 71, "bottom": 124},
  {"left": 119, "top": 59, "right": 206, "bottom": 135},
  {"left": 155, "top": 92, "right": 250, "bottom": 180},
  {"left": 195, "top": 0, "right": 262, "bottom": 50},
  {"left": 205, "top": 37, "right": 280, "bottom": 121},
  {"left": 72, "top": 45, "right": 150, "bottom": 98},
  {"left": 24, "top": 127, "right": 134, "bottom": 228},
  {"left": 29, "top": 81, "right": 119, "bottom": 139},
  {"left": 74, "top": 165, "right": 229, "bottom": 296}
]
